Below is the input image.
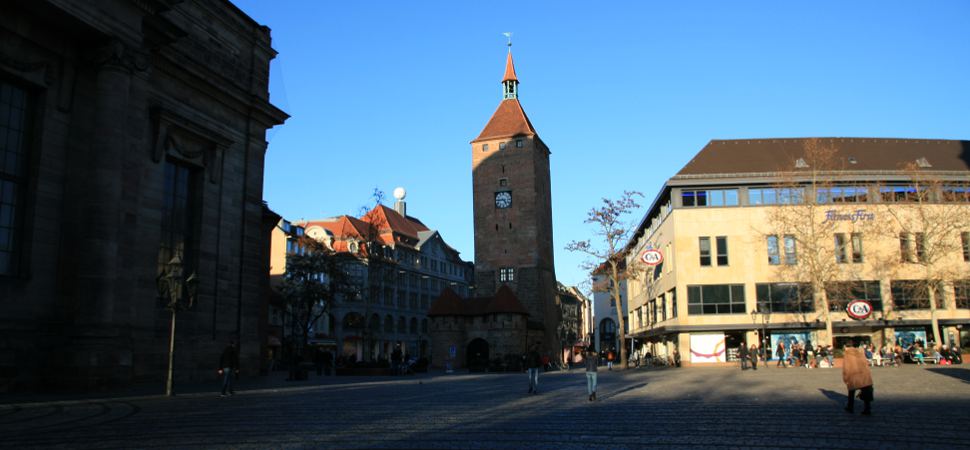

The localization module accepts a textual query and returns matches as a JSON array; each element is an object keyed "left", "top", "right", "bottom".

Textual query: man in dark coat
[
  {"left": 526, "top": 344, "right": 541, "bottom": 394},
  {"left": 219, "top": 341, "right": 239, "bottom": 396},
  {"left": 739, "top": 343, "right": 749, "bottom": 371}
]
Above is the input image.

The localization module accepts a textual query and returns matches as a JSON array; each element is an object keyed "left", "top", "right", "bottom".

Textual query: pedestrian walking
[
  {"left": 843, "top": 340, "right": 874, "bottom": 416},
  {"left": 391, "top": 345, "right": 402, "bottom": 376},
  {"left": 749, "top": 344, "right": 758, "bottom": 370},
  {"left": 585, "top": 347, "right": 599, "bottom": 401},
  {"left": 219, "top": 340, "right": 239, "bottom": 397},
  {"left": 776, "top": 342, "right": 787, "bottom": 368},
  {"left": 739, "top": 343, "right": 749, "bottom": 370},
  {"left": 526, "top": 344, "right": 541, "bottom": 394},
  {"left": 606, "top": 349, "right": 615, "bottom": 370}
]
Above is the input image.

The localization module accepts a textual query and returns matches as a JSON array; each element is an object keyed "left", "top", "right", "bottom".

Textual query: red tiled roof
[
  {"left": 427, "top": 285, "right": 529, "bottom": 317},
  {"left": 487, "top": 285, "right": 529, "bottom": 315},
  {"left": 427, "top": 288, "right": 465, "bottom": 316},
  {"left": 361, "top": 204, "right": 430, "bottom": 246},
  {"left": 472, "top": 99, "right": 537, "bottom": 143},
  {"left": 305, "top": 204, "right": 435, "bottom": 252},
  {"left": 503, "top": 51, "right": 518, "bottom": 82}
]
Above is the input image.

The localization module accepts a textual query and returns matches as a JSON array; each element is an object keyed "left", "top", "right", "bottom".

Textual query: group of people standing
[{"left": 774, "top": 342, "right": 835, "bottom": 369}]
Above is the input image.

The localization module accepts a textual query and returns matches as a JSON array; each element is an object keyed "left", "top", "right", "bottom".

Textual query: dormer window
[
  {"left": 795, "top": 158, "right": 809, "bottom": 169},
  {"left": 916, "top": 157, "right": 932, "bottom": 168}
]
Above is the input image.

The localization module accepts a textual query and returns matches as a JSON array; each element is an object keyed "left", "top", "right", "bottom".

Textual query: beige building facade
[{"left": 624, "top": 138, "right": 970, "bottom": 365}]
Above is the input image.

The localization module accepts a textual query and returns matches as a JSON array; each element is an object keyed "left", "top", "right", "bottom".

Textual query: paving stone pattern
[{"left": 2, "top": 365, "right": 969, "bottom": 449}]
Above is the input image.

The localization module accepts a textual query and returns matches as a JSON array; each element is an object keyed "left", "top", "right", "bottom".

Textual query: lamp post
[
  {"left": 750, "top": 306, "right": 770, "bottom": 360},
  {"left": 156, "top": 254, "right": 198, "bottom": 397}
]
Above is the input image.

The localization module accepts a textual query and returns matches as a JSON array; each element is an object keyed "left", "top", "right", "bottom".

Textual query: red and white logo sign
[
  {"left": 846, "top": 300, "right": 873, "bottom": 320},
  {"left": 640, "top": 249, "right": 664, "bottom": 266}
]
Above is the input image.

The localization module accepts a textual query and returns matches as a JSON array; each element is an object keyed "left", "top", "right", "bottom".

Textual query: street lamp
[
  {"left": 156, "top": 254, "right": 198, "bottom": 397},
  {"left": 750, "top": 306, "right": 770, "bottom": 358}
]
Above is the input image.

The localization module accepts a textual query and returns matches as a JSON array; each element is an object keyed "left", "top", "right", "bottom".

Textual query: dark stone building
[{"left": 0, "top": 0, "right": 287, "bottom": 391}]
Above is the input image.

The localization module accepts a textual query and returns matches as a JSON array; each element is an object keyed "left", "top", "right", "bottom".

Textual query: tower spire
[{"left": 502, "top": 33, "right": 518, "bottom": 100}]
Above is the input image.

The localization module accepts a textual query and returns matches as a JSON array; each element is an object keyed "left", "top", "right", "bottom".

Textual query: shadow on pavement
[
  {"left": 598, "top": 382, "right": 648, "bottom": 400},
  {"left": 818, "top": 388, "right": 846, "bottom": 405},
  {"left": 926, "top": 367, "right": 970, "bottom": 384}
]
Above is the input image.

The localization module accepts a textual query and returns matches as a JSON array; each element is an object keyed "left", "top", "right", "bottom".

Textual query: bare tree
[
  {"left": 761, "top": 138, "right": 873, "bottom": 346},
  {"left": 358, "top": 188, "right": 405, "bottom": 361},
  {"left": 278, "top": 237, "right": 355, "bottom": 354},
  {"left": 567, "top": 191, "right": 643, "bottom": 368},
  {"left": 876, "top": 164, "right": 970, "bottom": 347}
]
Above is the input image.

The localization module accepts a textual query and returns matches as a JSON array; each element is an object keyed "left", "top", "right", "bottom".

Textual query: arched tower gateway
[{"left": 470, "top": 44, "right": 560, "bottom": 358}]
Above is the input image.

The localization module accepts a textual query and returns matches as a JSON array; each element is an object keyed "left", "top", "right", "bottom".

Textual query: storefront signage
[
  {"left": 822, "top": 209, "right": 875, "bottom": 224},
  {"left": 640, "top": 249, "right": 664, "bottom": 266},
  {"left": 846, "top": 300, "right": 873, "bottom": 320}
]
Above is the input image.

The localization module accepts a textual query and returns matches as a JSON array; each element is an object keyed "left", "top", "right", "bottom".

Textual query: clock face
[{"left": 495, "top": 191, "right": 512, "bottom": 208}]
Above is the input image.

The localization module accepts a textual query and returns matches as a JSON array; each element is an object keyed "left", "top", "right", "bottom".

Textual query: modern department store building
[{"left": 624, "top": 138, "right": 970, "bottom": 365}]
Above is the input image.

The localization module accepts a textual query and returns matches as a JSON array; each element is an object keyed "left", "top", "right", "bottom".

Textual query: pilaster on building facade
[
  {"left": 269, "top": 191, "right": 473, "bottom": 364},
  {"left": 429, "top": 43, "right": 561, "bottom": 370},
  {"left": 0, "top": 0, "right": 287, "bottom": 390}
]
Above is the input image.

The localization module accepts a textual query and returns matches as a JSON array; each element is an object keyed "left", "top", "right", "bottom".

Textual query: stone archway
[{"left": 466, "top": 338, "right": 489, "bottom": 372}]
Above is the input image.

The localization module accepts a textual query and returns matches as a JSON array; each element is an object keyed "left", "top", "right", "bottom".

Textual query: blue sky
[{"left": 235, "top": 1, "right": 970, "bottom": 289}]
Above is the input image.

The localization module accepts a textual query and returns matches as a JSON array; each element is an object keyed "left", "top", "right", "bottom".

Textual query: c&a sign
[{"left": 846, "top": 300, "right": 873, "bottom": 320}]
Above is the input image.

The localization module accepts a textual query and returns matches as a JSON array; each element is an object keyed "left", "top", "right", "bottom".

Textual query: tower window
[
  {"left": 515, "top": 139, "right": 523, "bottom": 148},
  {"left": 500, "top": 142, "right": 506, "bottom": 150},
  {"left": 482, "top": 144, "right": 489, "bottom": 152},
  {"left": 499, "top": 267, "right": 515, "bottom": 282},
  {"left": 499, "top": 178, "right": 508, "bottom": 187}
]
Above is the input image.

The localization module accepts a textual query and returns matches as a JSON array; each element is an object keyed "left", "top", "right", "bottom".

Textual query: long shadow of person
[{"left": 818, "top": 388, "right": 846, "bottom": 405}]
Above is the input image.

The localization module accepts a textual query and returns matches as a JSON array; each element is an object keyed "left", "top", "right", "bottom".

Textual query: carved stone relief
[{"left": 151, "top": 106, "right": 232, "bottom": 183}]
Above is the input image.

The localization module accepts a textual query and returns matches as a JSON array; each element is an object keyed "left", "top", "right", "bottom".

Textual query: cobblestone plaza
[{"left": 3, "top": 365, "right": 969, "bottom": 449}]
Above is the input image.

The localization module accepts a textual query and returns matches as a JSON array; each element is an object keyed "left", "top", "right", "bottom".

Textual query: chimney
[{"left": 392, "top": 187, "right": 407, "bottom": 216}]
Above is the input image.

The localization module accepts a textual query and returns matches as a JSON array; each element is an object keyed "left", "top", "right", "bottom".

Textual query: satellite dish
[{"left": 393, "top": 187, "right": 406, "bottom": 200}]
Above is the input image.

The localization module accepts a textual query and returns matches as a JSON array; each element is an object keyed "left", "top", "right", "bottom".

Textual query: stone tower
[{"left": 470, "top": 44, "right": 559, "bottom": 355}]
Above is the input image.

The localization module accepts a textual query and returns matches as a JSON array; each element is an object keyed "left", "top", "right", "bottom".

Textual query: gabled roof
[
  {"left": 677, "top": 138, "right": 970, "bottom": 177},
  {"left": 471, "top": 99, "right": 537, "bottom": 143},
  {"left": 427, "top": 288, "right": 465, "bottom": 316},
  {"left": 487, "top": 285, "right": 529, "bottom": 315},
  {"left": 427, "top": 285, "right": 529, "bottom": 317},
  {"left": 502, "top": 51, "right": 518, "bottom": 82}
]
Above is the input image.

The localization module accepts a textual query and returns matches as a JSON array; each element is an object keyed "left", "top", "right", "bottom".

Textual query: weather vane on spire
[{"left": 503, "top": 32, "right": 513, "bottom": 48}]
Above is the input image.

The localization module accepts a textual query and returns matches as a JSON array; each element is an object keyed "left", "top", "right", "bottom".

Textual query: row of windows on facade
[
  {"left": 681, "top": 184, "right": 970, "bottom": 208},
  {"left": 337, "top": 313, "right": 430, "bottom": 335},
  {"left": 697, "top": 232, "right": 970, "bottom": 268},
  {"left": 481, "top": 139, "right": 525, "bottom": 152},
  {"left": 285, "top": 239, "right": 471, "bottom": 280},
  {"left": 680, "top": 281, "right": 970, "bottom": 317},
  {"left": 632, "top": 280, "right": 970, "bottom": 328},
  {"left": 631, "top": 288, "right": 679, "bottom": 329}
]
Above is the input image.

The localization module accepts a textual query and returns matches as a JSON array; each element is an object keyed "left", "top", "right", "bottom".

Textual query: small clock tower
[{"left": 470, "top": 43, "right": 559, "bottom": 354}]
